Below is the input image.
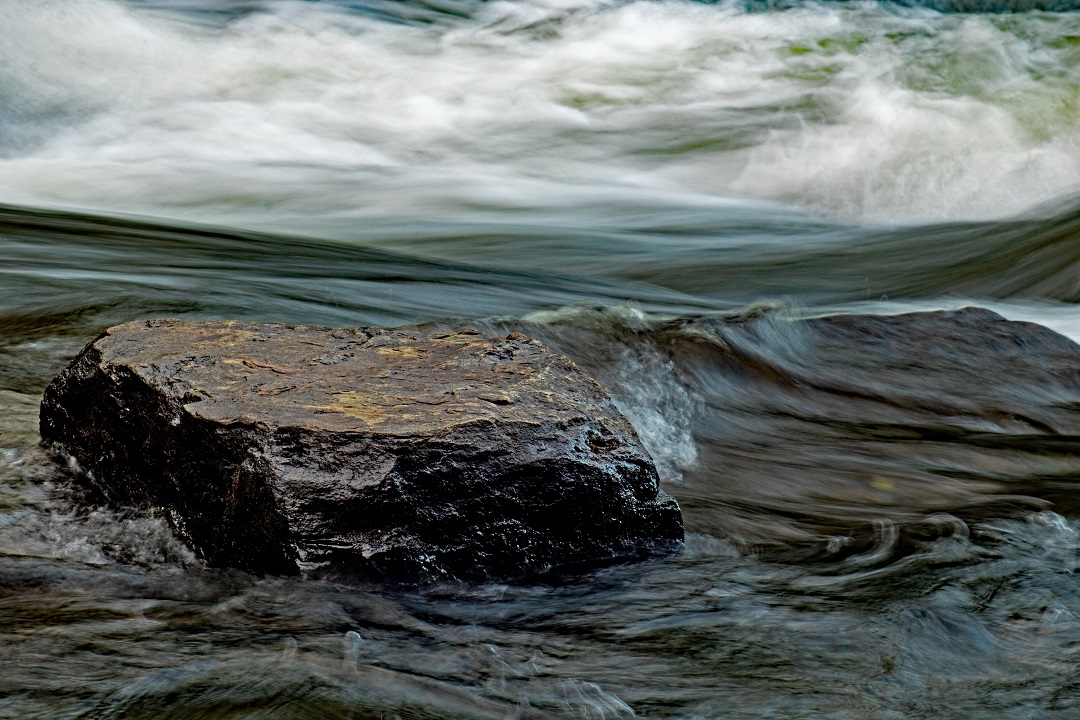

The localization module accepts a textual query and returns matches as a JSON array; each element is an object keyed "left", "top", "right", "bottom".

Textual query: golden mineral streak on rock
[
  {"left": 375, "top": 346, "right": 424, "bottom": 358},
  {"left": 243, "top": 359, "right": 295, "bottom": 374}
]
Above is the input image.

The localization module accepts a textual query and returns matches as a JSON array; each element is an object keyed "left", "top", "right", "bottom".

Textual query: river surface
[{"left": 4, "top": 0, "right": 1080, "bottom": 717}]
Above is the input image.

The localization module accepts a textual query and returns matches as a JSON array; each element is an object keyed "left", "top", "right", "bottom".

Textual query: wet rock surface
[{"left": 39, "top": 319, "right": 683, "bottom": 582}]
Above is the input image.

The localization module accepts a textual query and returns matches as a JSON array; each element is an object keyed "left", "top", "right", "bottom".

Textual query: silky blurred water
[{"left": 4, "top": 0, "right": 1080, "bottom": 717}]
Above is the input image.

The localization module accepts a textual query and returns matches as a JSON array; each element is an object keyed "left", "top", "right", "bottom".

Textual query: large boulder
[{"left": 39, "top": 319, "right": 682, "bottom": 582}]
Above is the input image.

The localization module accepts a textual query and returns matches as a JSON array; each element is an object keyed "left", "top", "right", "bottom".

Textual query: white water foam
[
  {"left": 608, "top": 346, "right": 699, "bottom": 485},
  {"left": 0, "top": 0, "right": 1077, "bottom": 227},
  {"left": 524, "top": 304, "right": 700, "bottom": 483}
]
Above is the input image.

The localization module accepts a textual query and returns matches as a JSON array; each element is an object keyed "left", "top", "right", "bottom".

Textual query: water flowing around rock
[{"left": 4, "top": 0, "right": 1080, "bottom": 716}]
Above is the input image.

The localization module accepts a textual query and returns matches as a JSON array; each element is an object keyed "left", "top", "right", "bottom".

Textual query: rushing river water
[{"left": 5, "top": 0, "right": 1080, "bottom": 717}]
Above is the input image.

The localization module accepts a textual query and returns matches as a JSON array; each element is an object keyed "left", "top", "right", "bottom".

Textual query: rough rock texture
[{"left": 40, "top": 319, "right": 682, "bottom": 582}]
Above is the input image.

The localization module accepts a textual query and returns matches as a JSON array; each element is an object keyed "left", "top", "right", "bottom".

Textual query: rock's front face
[{"left": 40, "top": 319, "right": 683, "bottom": 582}]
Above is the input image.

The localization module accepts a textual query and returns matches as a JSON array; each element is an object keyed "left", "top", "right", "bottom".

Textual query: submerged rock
[{"left": 39, "top": 319, "right": 682, "bottom": 582}]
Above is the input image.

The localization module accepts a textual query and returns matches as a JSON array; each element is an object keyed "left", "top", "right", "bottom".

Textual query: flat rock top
[{"left": 99, "top": 319, "right": 608, "bottom": 434}]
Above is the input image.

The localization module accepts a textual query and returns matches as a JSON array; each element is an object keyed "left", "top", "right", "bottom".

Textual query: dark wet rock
[
  {"left": 800, "top": 307, "right": 1080, "bottom": 436},
  {"left": 670, "top": 307, "right": 1080, "bottom": 542},
  {"left": 39, "top": 319, "right": 682, "bottom": 582}
]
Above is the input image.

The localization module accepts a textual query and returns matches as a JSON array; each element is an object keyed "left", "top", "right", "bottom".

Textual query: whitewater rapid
[{"left": 1, "top": 0, "right": 1078, "bottom": 232}]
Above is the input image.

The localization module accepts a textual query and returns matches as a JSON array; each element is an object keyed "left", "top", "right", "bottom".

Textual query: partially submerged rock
[{"left": 40, "top": 319, "right": 682, "bottom": 582}]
